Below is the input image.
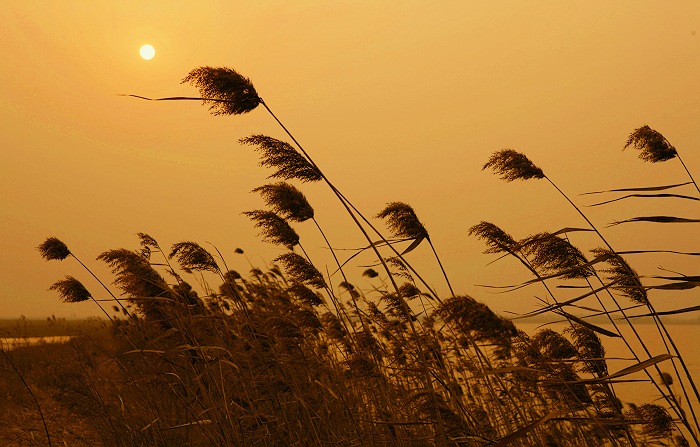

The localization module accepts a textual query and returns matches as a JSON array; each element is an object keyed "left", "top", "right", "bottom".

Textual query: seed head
[
  {"left": 376, "top": 202, "right": 428, "bottom": 240},
  {"left": 182, "top": 66, "right": 260, "bottom": 115},
  {"left": 243, "top": 210, "right": 300, "bottom": 250},
  {"left": 592, "top": 248, "right": 648, "bottom": 305},
  {"left": 565, "top": 323, "right": 607, "bottom": 376},
  {"left": 520, "top": 232, "right": 594, "bottom": 279},
  {"left": 274, "top": 253, "right": 326, "bottom": 289},
  {"left": 287, "top": 282, "right": 324, "bottom": 306},
  {"left": 38, "top": 237, "right": 71, "bottom": 261},
  {"left": 468, "top": 221, "right": 518, "bottom": 254},
  {"left": 625, "top": 125, "right": 677, "bottom": 163},
  {"left": 240, "top": 135, "right": 322, "bottom": 183},
  {"left": 252, "top": 182, "right": 314, "bottom": 222},
  {"left": 483, "top": 149, "right": 545, "bottom": 181},
  {"left": 169, "top": 242, "right": 220, "bottom": 273},
  {"left": 49, "top": 276, "right": 92, "bottom": 303},
  {"left": 625, "top": 403, "right": 673, "bottom": 438},
  {"left": 362, "top": 268, "right": 379, "bottom": 278}
]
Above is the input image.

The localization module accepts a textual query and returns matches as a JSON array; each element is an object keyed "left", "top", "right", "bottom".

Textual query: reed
[{"left": 8, "top": 69, "right": 696, "bottom": 446}]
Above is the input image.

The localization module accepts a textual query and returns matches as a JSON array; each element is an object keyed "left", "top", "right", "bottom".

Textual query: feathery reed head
[
  {"left": 49, "top": 276, "right": 92, "bottom": 303},
  {"left": 97, "top": 249, "right": 170, "bottom": 299},
  {"left": 398, "top": 282, "right": 422, "bottom": 300},
  {"left": 565, "top": 323, "right": 607, "bottom": 376},
  {"left": 240, "top": 135, "right": 322, "bottom": 183},
  {"left": 483, "top": 149, "right": 545, "bottom": 181},
  {"left": 624, "top": 125, "right": 677, "bottom": 163},
  {"left": 38, "top": 237, "right": 71, "bottom": 261},
  {"left": 223, "top": 270, "right": 242, "bottom": 282},
  {"left": 182, "top": 66, "right": 260, "bottom": 115},
  {"left": 274, "top": 253, "right": 326, "bottom": 289},
  {"left": 521, "top": 233, "right": 593, "bottom": 279},
  {"left": 362, "top": 268, "right": 379, "bottom": 278},
  {"left": 169, "top": 241, "right": 220, "bottom": 273},
  {"left": 660, "top": 371, "right": 674, "bottom": 386},
  {"left": 468, "top": 221, "right": 518, "bottom": 254},
  {"left": 243, "top": 210, "right": 300, "bottom": 250},
  {"left": 252, "top": 182, "right": 314, "bottom": 222},
  {"left": 381, "top": 291, "right": 414, "bottom": 321},
  {"left": 592, "top": 248, "right": 648, "bottom": 304},
  {"left": 436, "top": 295, "right": 517, "bottom": 353},
  {"left": 287, "top": 282, "right": 324, "bottom": 306},
  {"left": 625, "top": 403, "right": 674, "bottom": 438},
  {"left": 531, "top": 328, "right": 578, "bottom": 360},
  {"left": 376, "top": 202, "right": 428, "bottom": 240},
  {"left": 339, "top": 281, "right": 361, "bottom": 300},
  {"left": 386, "top": 257, "right": 413, "bottom": 281},
  {"left": 137, "top": 232, "right": 159, "bottom": 249}
]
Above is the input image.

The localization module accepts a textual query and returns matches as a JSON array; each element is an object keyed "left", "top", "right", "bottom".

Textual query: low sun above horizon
[{"left": 139, "top": 44, "right": 155, "bottom": 60}]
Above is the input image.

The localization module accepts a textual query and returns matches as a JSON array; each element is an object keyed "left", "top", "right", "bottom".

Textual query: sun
[{"left": 139, "top": 44, "right": 156, "bottom": 60}]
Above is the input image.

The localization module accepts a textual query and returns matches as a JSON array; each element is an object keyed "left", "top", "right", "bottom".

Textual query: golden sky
[{"left": 1, "top": 1, "right": 699, "bottom": 319}]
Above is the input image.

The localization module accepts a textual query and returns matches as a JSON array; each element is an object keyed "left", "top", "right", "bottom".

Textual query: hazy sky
[{"left": 1, "top": 1, "right": 699, "bottom": 319}]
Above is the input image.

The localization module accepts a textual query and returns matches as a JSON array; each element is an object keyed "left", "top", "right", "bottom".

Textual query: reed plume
[
  {"left": 37, "top": 237, "right": 71, "bottom": 261},
  {"left": 483, "top": 149, "right": 545, "bottom": 181},
  {"left": 49, "top": 276, "right": 92, "bottom": 303},
  {"left": 362, "top": 268, "right": 379, "bottom": 278},
  {"left": 97, "top": 249, "right": 173, "bottom": 326},
  {"left": 240, "top": 135, "right": 322, "bottom": 183},
  {"left": 565, "top": 323, "right": 608, "bottom": 377},
  {"left": 376, "top": 202, "right": 428, "bottom": 240},
  {"left": 169, "top": 241, "right": 220, "bottom": 273},
  {"left": 520, "top": 233, "right": 594, "bottom": 279},
  {"left": 591, "top": 248, "right": 648, "bottom": 305},
  {"left": 181, "top": 66, "right": 260, "bottom": 115},
  {"left": 624, "top": 125, "right": 699, "bottom": 193},
  {"left": 468, "top": 221, "right": 518, "bottom": 254},
  {"left": 243, "top": 210, "right": 300, "bottom": 250},
  {"left": 625, "top": 403, "right": 674, "bottom": 438},
  {"left": 252, "top": 182, "right": 315, "bottom": 222},
  {"left": 274, "top": 253, "right": 326, "bottom": 289},
  {"left": 436, "top": 295, "right": 517, "bottom": 358},
  {"left": 287, "top": 282, "right": 324, "bottom": 307},
  {"left": 624, "top": 125, "right": 677, "bottom": 163}
]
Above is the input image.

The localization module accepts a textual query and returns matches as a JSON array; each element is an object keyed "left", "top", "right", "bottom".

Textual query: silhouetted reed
[
  {"left": 182, "top": 66, "right": 260, "bottom": 115},
  {"left": 252, "top": 182, "right": 315, "bottom": 222},
  {"left": 48, "top": 276, "right": 92, "bottom": 303},
  {"left": 243, "top": 210, "right": 300, "bottom": 250}
]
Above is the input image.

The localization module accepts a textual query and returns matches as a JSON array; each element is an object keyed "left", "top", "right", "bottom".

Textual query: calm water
[
  {"left": 0, "top": 335, "right": 74, "bottom": 351},
  {"left": 517, "top": 321, "right": 700, "bottom": 408}
]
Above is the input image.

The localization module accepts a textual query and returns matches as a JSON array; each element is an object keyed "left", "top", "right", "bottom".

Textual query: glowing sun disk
[{"left": 139, "top": 44, "right": 155, "bottom": 60}]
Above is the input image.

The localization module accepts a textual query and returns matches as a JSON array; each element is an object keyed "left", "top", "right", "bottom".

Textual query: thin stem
[
  {"left": 676, "top": 153, "right": 700, "bottom": 194},
  {"left": 427, "top": 237, "right": 455, "bottom": 297}
]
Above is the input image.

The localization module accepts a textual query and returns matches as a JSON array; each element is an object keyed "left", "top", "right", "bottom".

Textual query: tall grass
[{"left": 3, "top": 68, "right": 696, "bottom": 446}]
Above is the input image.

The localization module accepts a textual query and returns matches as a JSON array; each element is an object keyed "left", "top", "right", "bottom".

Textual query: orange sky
[{"left": 1, "top": 1, "right": 699, "bottom": 319}]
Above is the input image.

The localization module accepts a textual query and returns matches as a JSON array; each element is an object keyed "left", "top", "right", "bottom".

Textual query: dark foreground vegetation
[{"left": 3, "top": 67, "right": 699, "bottom": 446}]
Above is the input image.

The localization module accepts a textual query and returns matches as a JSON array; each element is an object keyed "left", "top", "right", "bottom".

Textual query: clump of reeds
[{"left": 23, "top": 68, "right": 698, "bottom": 447}]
